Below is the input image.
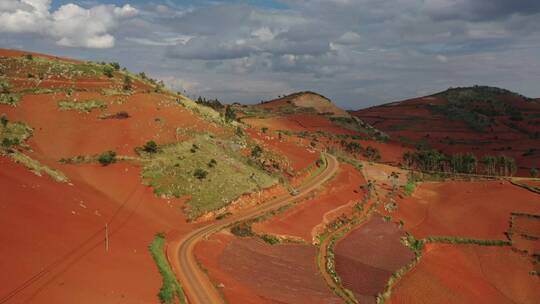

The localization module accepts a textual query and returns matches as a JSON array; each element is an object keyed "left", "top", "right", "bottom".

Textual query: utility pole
[{"left": 105, "top": 223, "right": 109, "bottom": 252}]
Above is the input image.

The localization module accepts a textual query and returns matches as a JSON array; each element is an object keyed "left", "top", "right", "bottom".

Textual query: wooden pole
[{"left": 105, "top": 223, "right": 109, "bottom": 252}]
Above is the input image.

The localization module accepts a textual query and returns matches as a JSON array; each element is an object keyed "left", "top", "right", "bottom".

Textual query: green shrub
[
  {"left": 225, "top": 105, "right": 236, "bottom": 122},
  {"left": 251, "top": 145, "right": 263, "bottom": 158},
  {"left": 530, "top": 168, "right": 539, "bottom": 178},
  {"left": 231, "top": 223, "right": 254, "bottom": 237},
  {"left": 98, "top": 151, "right": 117, "bottom": 166},
  {"left": 260, "top": 234, "right": 280, "bottom": 245},
  {"left": 207, "top": 158, "right": 217, "bottom": 168},
  {"left": 193, "top": 168, "right": 208, "bottom": 180},
  {"left": 143, "top": 140, "right": 159, "bottom": 153},
  {"left": 0, "top": 114, "right": 7, "bottom": 127},
  {"left": 103, "top": 66, "right": 114, "bottom": 78}
]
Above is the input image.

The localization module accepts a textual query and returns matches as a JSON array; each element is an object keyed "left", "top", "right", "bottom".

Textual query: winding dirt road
[{"left": 169, "top": 154, "right": 339, "bottom": 304}]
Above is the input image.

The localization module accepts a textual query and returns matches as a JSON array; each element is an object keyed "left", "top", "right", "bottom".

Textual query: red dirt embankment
[
  {"left": 388, "top": 243, "right": 540, "bottom": 304},
  {"left": 253, "top": 164, "right": 365, "bottom": 242},
  {"left": 394, "top": 181, "right": 540, "bottom": 240},
  {"left": 335, "top": 216, "right": 415, "bottom": 304},
  {"left": 0, "top": 157, "right": 191, "bottom": 303},
  {"left": 246, "top": 128, "right": 319, "bottom": 172},
  {"left": 194, "top": 233, "right": 342, "bottom": 304}
]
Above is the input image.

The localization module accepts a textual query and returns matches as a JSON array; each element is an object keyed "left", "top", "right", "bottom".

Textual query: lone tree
[
  {"left": 531, "top": 168, "right": 539, "bottom": 178},
  {"left": 225, "top": 105, "right": 236, "bottom": 122},
  {"left": 98, "top": 151, "right": 117, "bottom": 166},
  {"left": 123, "top": 75, "right": 132, "bottom": 91},
  {"left": 142, "top": 140, "right": 159, "bottom": 153}
]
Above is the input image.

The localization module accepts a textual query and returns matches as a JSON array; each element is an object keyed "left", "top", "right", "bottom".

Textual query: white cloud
[
  {"left": 0, "top": 0, "right": 138, "bottom": 48},
  {"left": 436, "top": 54, "right": 448, "bottom": 63}
]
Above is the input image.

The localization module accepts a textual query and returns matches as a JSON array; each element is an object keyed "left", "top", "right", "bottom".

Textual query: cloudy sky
[{"left": 1, "top": 0, "right": 540, "bottom": 109}]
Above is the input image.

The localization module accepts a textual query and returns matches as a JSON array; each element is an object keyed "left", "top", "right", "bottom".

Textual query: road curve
[{"left": 169, "top": 154, "right": 339, "bottom": 304}]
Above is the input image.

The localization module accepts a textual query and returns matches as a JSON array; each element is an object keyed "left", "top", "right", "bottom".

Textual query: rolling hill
[{"left": 352, "top": 86, "right": 540, "bottom": 176}]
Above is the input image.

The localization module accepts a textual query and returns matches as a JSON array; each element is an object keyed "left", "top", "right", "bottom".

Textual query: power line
[{"left": 0, "top": 183, "right": 141, "bottom": 303}]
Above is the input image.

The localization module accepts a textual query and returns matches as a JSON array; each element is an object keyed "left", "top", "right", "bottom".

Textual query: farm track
[{"left": 168, "top": 154, "right": 339, "bottom": 304}]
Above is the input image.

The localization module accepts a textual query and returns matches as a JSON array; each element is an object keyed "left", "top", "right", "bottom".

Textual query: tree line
[{"left": 402, "top": 149, "right": 517, "bottom": 176}]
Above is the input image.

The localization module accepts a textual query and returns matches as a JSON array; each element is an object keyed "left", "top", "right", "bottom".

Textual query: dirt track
[{"left": 168, "top": 154, "right": 339, "bottom": 304}]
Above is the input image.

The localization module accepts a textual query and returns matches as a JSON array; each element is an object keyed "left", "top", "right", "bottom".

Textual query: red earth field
[
  {"left": 392, "top": 181, "right": 540, "bottom": 240},
  {"left": 335, "top": 215, "right": 415, "bottom": 304},
  {"left": 253, "top": 164, "right": 365, "bottom": 242},
  {"left": 388, "top": 243, "right": 540, "bottom": 304}
]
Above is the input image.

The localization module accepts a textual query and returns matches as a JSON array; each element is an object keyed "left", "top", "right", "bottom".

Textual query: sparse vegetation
[
  {"left": 8, "top": 151, "right": 68, "bottom": 182},
  {"left": 195, "top": 96, "right": 224, "bottom": 110},
  {"left": 430, "top": 86, "right": 531, "bottom": 132},
  {"left": 0, "top": 114, "right": 67, "bottom": 182},
  {"left": 0, "top": 93, "right": 20, "bottom": 106},
  {"left": 141, "top": 135, "right": 275, "bottom": 219},
  {"left": 101, "top": 88, "right": 132, "bottom": 96},
  {"left": 424, "top": 236, "right": 511, "bottom": 246},
  {"left": 149, "top": 233, "right": 186, "bottom": 304},
  {"left": 58, "top": 99, "right": 107, "bottom": 113}
]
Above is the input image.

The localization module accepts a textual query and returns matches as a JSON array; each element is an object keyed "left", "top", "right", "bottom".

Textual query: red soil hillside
[
  {"left": 0, "top": 48, "right": 311, "bottom": 303},
  {"left": 235, "top": 91, "right": 384, "bottom": 137},
  {"left": 259, "top": 91, "right": 349, "bottom": 117},
  {"left": 352, "top": 86, "right": 540, "bottom": 175}
]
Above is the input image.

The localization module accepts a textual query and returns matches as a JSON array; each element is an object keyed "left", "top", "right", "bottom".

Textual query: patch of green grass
[
  {"left": 8, "top": 151, "right": 68, "bottom": 182},
  {"left": 58, "top": 99, "right": 107, "bottom": 113},
  {"left": 0, "top": 116, "right": 33, "bottom": 148},
  {"left": 141, "top": 135, "right": 276, "bottom": 219},
  {"left": 1, "top": 114, "right": 67, "bottom": 182},
  {"left": 403, "top": 181, "right": 416, "bottom": 196},
  {"left": 101, "top": 88, "right": 132, "bottom": 96},
  {"left": 0, "top": 56, "right": 113, "bottom": 80},
  {"left": 149, "top": 233, "right": 186, "bottom": 304}
]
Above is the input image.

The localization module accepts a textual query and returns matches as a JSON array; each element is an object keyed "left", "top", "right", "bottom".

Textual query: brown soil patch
[
  {"left": 217, "top": 236, "right": 341, "bottom": 304},
  {"left": 335, "top": 215, "right": 415, "bottom": 304},
  {"left": 253, "top": 164, "right": 365, "bottom": 242}
]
